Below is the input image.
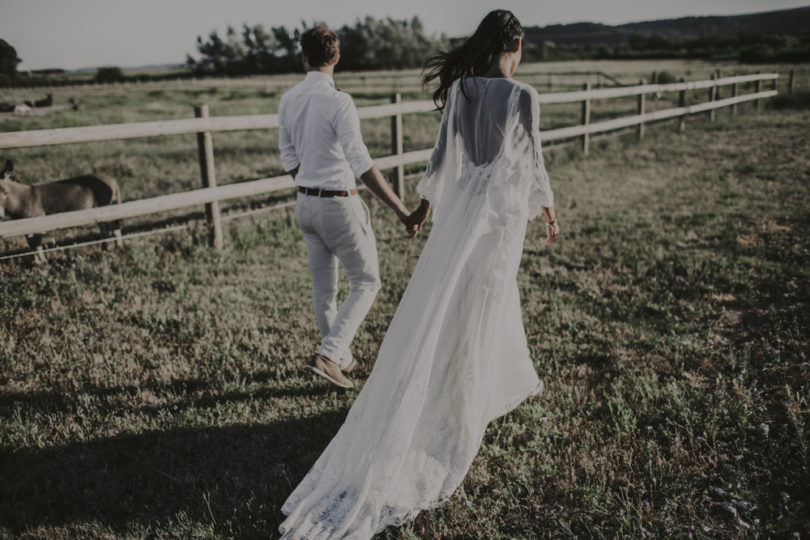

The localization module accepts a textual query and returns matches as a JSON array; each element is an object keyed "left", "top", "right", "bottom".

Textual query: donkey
[
  {"left": 0, "top": 160, "right": 123, "bottom": 253},
  {"left": 34, "top": 94, "right": 53, "bottom": 108}
]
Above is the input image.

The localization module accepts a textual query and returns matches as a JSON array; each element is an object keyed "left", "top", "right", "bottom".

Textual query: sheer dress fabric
[{"left": 279, "top": 77, "right": 554, "bottom": 539}]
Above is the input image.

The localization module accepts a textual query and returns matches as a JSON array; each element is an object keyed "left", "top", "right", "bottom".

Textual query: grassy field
[{"left": 1, "top": 62, "right": 809, "bottom": 538}]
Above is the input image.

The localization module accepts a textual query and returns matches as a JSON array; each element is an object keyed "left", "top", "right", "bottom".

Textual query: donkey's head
[{"left": 0, "top": 160, "right": 13, "bottom": 218}]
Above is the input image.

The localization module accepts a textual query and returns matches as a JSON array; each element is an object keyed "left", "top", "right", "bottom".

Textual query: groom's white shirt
[{"left": 278, "top": 71, "right": 374, "bottom": 191}]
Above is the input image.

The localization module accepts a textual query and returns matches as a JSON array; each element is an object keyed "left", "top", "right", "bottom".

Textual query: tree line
[
  {"left": 185, "top": 16, "right": 809, "bottom": 75},
  {"left": 185, "top": 17, "right": 441, "bottom": 76}
]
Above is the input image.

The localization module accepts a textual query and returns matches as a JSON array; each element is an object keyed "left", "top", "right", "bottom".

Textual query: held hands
[
  {"left": 359, "top": 166, "right": 429, "bottom": 238},
  {"left": 400, "top": 199, "right": 431, "bottom": 238}
]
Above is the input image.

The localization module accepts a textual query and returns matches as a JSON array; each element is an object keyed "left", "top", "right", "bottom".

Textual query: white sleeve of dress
[
  {"left": 416, "top": 84, "right": 455, "bottom": 206},
  {"left": 524, "top": 87, "right": 554, "bottom": 219}
]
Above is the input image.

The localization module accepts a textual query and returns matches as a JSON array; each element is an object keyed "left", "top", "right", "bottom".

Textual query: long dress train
[{"left": 279, "top": 76, "right": 554, "bottom": 539}]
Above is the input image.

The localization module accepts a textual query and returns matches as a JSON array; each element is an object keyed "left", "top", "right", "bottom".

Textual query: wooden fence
[{"left": 0, "top": 72, "right": 778, "bottom": 255}]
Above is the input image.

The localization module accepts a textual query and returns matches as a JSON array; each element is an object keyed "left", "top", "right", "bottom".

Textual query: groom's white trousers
[{"left": 295, "top": 192, "right": 381, "bottom": 369}]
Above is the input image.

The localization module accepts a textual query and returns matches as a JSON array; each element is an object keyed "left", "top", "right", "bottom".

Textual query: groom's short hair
[{"left": 301, "top": 25, "right": 340, "bottom": 67}]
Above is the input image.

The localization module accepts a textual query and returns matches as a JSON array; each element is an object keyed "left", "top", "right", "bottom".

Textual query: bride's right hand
[{"left": 404, "top": 199, "right": 431, "bottom": 238}]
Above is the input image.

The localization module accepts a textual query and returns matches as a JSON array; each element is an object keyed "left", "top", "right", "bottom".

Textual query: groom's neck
[{"left": 306, "top": 65, "right": 335, "bottom": 76}]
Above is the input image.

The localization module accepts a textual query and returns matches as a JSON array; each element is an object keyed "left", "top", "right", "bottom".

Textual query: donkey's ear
[{"left": 1, "top": 160, "right": 12, "bottom": 175}]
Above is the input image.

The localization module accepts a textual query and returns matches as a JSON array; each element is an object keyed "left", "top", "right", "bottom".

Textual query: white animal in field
[{"left": 0, "top": 160, "right": 123, "bottom": 252}]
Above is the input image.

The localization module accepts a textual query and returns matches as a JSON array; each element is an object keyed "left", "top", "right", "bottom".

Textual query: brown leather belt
[{"left": 298, "top": 186, "right": 358, "bottom": 198}]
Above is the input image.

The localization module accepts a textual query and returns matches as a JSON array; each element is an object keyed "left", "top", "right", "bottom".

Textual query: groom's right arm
[
  {"left": 358, "top": 165, "right": 410, "bottom": 226},
  {"left": 334, "top": 93, "right": 418, "bottom": 237}
]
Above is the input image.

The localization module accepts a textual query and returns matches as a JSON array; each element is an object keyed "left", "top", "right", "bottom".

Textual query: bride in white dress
[{"left": 280, "top": 10, "right": 559, "bottom": 538}]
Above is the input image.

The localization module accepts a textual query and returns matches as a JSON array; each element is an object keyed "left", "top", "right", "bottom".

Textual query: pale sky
[{"left": 1, "top": 0, "right": 808, "bottom": 71}]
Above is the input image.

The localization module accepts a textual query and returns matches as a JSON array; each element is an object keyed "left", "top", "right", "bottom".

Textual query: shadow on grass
[
  {"left": 0, "top": 407, "right": 348, "bottom": 535},
  {"left": 0, "top": 374, "right": 341, "bottom": 420}
]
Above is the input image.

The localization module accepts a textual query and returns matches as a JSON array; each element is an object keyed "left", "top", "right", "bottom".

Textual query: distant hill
[{"left": 525, "top": 6, "right": 810, "bottom": 47}]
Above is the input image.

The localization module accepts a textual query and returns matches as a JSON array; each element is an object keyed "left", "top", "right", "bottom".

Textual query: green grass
[{"left": 1, "top": 64, "right": 809, "bottom": 538}]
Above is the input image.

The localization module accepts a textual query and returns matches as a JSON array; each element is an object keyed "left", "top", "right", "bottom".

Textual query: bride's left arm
[{"left": 518, "top": 86, "right": 555, "bottom": 223}]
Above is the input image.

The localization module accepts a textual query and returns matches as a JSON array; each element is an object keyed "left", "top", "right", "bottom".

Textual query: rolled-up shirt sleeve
[
  {"left": 334, "top": 93, "right": 374, "bottom": 178},
  {"left": 278, "top": 96, "right": 300, "bottom": 172}
]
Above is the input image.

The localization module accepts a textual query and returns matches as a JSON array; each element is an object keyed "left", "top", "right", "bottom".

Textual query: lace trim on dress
[
  {"left": 416, "top": 171, "right": 438, "bottom": 205},
  {"left": 373, "top": 379, "right": 544, "bottom": 536},
  {"left": 279, "top": 380, "right": 544, "bottom": 539},
  {"left": 527, "top": 164, "right": 554, "bottom": 220}
]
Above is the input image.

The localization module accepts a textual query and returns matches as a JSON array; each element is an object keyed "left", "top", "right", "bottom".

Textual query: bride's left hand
[{"left": 545, "top": 220, "right": 560, "bottom": 242}]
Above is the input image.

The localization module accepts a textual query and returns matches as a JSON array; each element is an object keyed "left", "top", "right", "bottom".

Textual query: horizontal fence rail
[
  {"left": 0, "top": 73, "right": 779, "bottom": 247},
  {"left": 0, "top": 149, "right": 436, "bottom": 239},
  {"left": 0, "top": 175, "right": 293, "bottom": 239},
  {"left": 535, "top": 73, "right": 778, "bottom": 103},
  {"left": 542, "top": 90, "right": 778, "bottom": 140},
  {"left": 0, "top": 73, "right": 776, "bottom": 150},
  {"left": 0, "top": 114, "right": 280, "bottom": 149}
]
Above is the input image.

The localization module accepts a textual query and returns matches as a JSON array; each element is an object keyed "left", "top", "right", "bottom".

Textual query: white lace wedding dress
[{"left": 279, "top": 77, "right": 554, "bottom": 539}]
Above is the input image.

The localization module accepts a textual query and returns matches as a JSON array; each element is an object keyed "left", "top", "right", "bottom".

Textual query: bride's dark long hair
[{"left": 422, "top": 10, "right": 524, "bottom": 110}]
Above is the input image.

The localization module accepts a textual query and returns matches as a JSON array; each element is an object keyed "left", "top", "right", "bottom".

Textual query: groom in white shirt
[{"left": 278, "top": 25, "right": 422, "bottom": 389}]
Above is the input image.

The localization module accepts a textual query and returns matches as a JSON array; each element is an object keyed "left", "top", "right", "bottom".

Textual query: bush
[
  {"left": 0, "top": 38, "right": 21, "bottom": 78},
  {"left": 656, "top": 71, "right": 678, "bottom": 84},
  {"left": 770, "top": 90, "right": 810, "bottom": 110},
  {"left": 95, "top": 66, "right": 124, "bottom": 83}
]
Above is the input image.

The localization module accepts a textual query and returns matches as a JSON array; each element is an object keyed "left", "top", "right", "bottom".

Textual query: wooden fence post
[
  {"left": 678, "top": 77, "right": 686, "bottom": 132},
  {"left": 755, "top": 71, "right": 762, "bottom": 112},
  {"left": 390, "top": 93, "right": 404, "bottom": 199},
  {"left": 581, "top": 82, "right": 591, "bottom": 155},
  {"left": 731, "top": 75, "right": 739, "bottom": 116},
  {"left": 637, "top": 79, "right": 646, "bottom": 140},
  {"left": 788, "top": 69, "right": 795, "bottom": 95},
  {"left": 194, "top": 105, "right": 224, "bottom": 251},
  {"left": 709, "top": 73, "right": 717, "bottom": 122}
]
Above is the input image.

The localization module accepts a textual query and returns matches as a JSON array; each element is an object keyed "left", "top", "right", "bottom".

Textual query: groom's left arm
[{"left": 278, "top": 96, "right": 299, "bottom": 179}]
